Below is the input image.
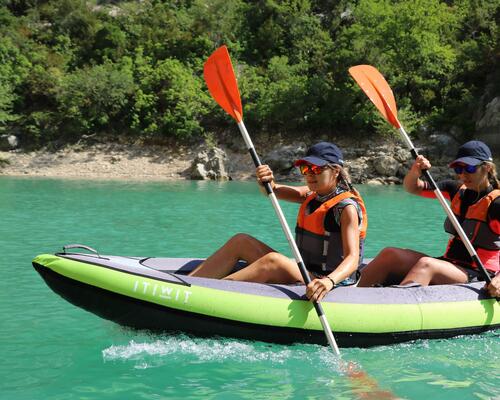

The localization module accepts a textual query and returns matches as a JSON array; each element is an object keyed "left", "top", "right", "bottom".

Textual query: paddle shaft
[
  {"left": 236, "top": 121, "right": 341, "bottom": 355},
  {"left": 397, "top": 126, "right": 493, "bottom": 285}
]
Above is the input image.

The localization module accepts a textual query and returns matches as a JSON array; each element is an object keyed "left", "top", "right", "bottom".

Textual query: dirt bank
[{"left": 0, "top": 143, "right": 256, "bottom": 182}]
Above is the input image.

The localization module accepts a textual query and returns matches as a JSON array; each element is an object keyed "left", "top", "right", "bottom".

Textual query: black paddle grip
[
  {"left": 472, "top": 254, "right": 493, "bottom": 285},
  {"left": 422, "top": 169, "right": 438, "bottom": 191},
  {"left": 411, "top": 147, "right": 438, "bottom": 190},
  {"left": 248, "top": 147, "right": 262, "bottom": 168},
  {"left": 300, "top": 258, "right": 326, "bottom": 315},
  {"left": 297, "top": 262, "right": 327, "bottom": 315},
  {"left": 248, "top": 147, "right": 275, "bottom": 195},
  {"left": 298, "top": 261, "right": 312, "bottom": 285}
]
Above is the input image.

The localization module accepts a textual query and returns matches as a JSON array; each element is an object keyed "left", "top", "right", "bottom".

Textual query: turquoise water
[{"left": 1, "top": 177, "right": 498, "bottom": 400}]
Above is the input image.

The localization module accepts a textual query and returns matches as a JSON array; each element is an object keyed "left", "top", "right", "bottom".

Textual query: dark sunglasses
[
  {"left": 299, "top": 164, "right": 329, "bottom": 175},
  {"left": 453, "top": 164, "right": 481, "bottom": 174}
]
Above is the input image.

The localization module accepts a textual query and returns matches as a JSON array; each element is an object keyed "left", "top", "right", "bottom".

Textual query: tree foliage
[{"left": 0, "top": 0, "right": 497, "bottom": 145}]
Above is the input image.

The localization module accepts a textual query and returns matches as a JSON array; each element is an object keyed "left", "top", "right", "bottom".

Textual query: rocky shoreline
[{"left": 0, "top": 135, "right": 473, "bottom": 184}]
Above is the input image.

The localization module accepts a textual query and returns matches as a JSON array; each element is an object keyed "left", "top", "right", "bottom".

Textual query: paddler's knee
[
  {"left": 410, "top": 257, "right": 436, "bottom": 272},
  {"left": 260, "top": 251, "right": 288, "bottom": 266},
  {"left": 256, "top": 252, "right": 294, "bottom": 279}
]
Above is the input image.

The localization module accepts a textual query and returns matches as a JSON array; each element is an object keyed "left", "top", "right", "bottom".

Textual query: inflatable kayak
[{"left": 32, "top": 245, "right": 499, "bottom": 347}]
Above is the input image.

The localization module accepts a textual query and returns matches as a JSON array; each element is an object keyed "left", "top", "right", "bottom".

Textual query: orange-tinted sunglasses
[{"left": 299, "top": 164, "right": 328, "bottom": 175}]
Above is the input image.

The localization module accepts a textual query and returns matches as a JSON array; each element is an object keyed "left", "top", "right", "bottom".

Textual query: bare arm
[
  {"left": 306, "top": 205, "right": 360, "bottom": 302},
  {"left": 256, "top": 165, "right": 308, "bottom": 203},
  {"left": 403, "top": 155, "right": 432, "bottom": 195}
]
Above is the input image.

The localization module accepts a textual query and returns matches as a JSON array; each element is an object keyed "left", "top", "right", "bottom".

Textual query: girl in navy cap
[
  {"left": 359, "top": 140, "right": 499, "bottom": 288},
  {"left": 189, "top": 142, "right": 367, "bottom": 302}
]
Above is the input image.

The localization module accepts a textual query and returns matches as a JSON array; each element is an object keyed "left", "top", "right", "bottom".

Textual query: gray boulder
[
  {"left": 0, "top": 135, "right": 19, "bottom": 150},
  {"left": 190, "top": 147, "right": 230, "bottom": 181},
  {"left": 346, "top": 158, "right": 370, "bottom": 184},
  {"left": 392, "top": 147, "right": 412, "bottom": 163},
  {"left": 426, "top": 134, "right": 460, "bottom": 158},
  {"left": 263, "top": 144, "right": 306, "bottom": 173},
  {"left": 190, "top": 163, "right": 209, "bottom": 180},
  {"left": 372, "top": 155, "right": 400, "bottom": 176},
  {"left": 427, "top": 166, "right": 454, "bottom": 182},
  {"left": 366, "top": 178, "right": 385, "bottom": 185}
]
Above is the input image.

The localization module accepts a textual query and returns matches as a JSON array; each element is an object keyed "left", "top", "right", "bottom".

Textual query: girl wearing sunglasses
[
  {"left": 189, "top": 142, "right": 367, "bottom": 302},
  {"left": 359, "top": 140, "right": 499, "bottom": 288}
]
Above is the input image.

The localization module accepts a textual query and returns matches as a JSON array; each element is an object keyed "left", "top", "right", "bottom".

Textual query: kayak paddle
[
  {"left": 204, "top": 45, "right": 341, "bottom": 355},
  {"left": 349, "top": 64, "right": 494, "bottom": 285}
]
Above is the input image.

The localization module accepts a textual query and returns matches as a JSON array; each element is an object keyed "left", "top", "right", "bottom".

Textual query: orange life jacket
[
  {"left": 295, "top": 190, "right": 367, "bottom": 274},
  {"left": 443, "top": 186, "right": 500, "bottom": 272}
]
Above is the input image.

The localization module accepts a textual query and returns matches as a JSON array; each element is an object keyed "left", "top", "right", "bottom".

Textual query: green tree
[
  {"left": 90, "top": 22, "right": 127, "bottom": 63},
  {"left": 56, "top": 59, "right": 135, "bottom": 137},
  {"left": 242, "top": 0, "right": 333, "bottom": 69},
  {"left": 240, "top": 56, "right": 333, "bottom": 131},
  {"left": 0, "top": 34, "right": 31, "bottom": 132},
  {"left": 132, "top": 52, "right": 211, "bottom": 138},
  {"left": 436, "top": 0, "right": 500, "bottom": 133},
  {"left": 331, "top": 0, "right": 461, "bottom": 135},
  {"left": 188, "top": 0, "right": 248, "bottom": 54}
]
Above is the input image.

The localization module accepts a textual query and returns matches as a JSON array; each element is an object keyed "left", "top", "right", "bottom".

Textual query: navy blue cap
[
  {"left": 449, "top": 140, "right": 493, "bottom": 167},
  {"left": 294, "top": 142, "right": 344, "bottom": 167}
]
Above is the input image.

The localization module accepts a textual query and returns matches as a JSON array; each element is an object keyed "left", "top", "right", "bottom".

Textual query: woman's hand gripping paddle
[
  {"left": 349, "top": 65, "right": 494, "bottom": 287},
  {"left": 204, "top": 46, "right": 341, "bottom": 355}
]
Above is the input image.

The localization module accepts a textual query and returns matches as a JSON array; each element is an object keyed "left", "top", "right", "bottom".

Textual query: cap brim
[
  {"left": 449, "top": 157, "right": 484, "bottom": 167},
  {"left": 294, "top": 156, "right": 329, "bottom": 167}
]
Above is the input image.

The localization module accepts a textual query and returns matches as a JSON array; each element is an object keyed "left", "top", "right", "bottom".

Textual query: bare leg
[
  {"left": 400, "top": 257, "right": 468, "bottom": 286},
  {"left": 358, "top": 247, "right": 428, "bottom": 287},
  {"left": 188, "top": 234, "right": 274, "bottom": 279},
  {"left": 224, "top": 252, "right": 304, "bottom": 284}
]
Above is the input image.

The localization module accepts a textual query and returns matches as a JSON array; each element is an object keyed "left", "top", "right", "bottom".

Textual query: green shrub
[
  {"left": 132, "top": 54, "right": 211, "bottom": 139},
  {"left": 56, "top": 60, "right": 135, "bottom": 137},
  {"left": 0, "top": 35, "right": 31, "bottom": 132}
]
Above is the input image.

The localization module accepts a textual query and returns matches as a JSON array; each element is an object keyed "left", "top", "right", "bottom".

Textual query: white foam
[{"left": 102, "top": 335, "right": 343, "bottom": 369}]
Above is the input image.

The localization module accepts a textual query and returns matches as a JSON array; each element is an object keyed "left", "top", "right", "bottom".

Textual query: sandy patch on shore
[{"left": 0, "top": 144, "right": 188, "bottom": 180}]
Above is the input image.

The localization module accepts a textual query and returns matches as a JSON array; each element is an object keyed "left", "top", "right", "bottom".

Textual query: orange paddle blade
[
  {"left": 348, "top": 65, "right": 400, "bottom": 129},
  {"left": 204, "top": 46, "right": 243, "bottom": 122}
]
